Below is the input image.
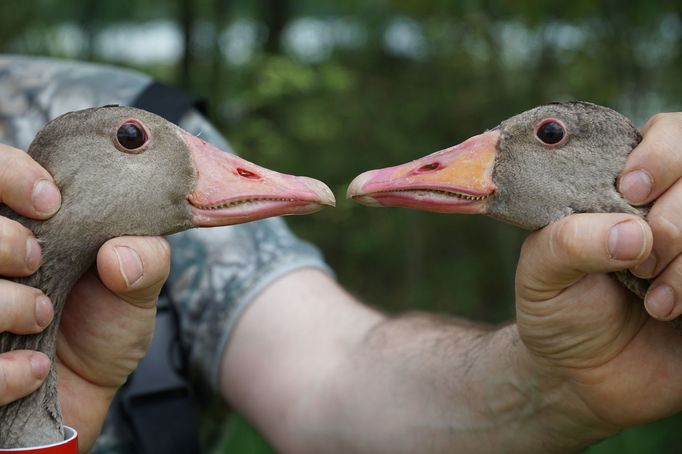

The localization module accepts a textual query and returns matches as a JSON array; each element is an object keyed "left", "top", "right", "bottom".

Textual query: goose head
[
  {"left": 29, "top": 105, "right": 335, "bottom": 240},
  {"left": 347, "top": 102, "right": 644, "bottom": 229}
]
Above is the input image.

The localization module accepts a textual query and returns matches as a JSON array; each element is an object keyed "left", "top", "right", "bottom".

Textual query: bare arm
[
  {"left": 222, "top": 269, "right": 611, "bottom": 454},
  {"left": 221, "top": 113, "right": 682, "bottom": 453}
]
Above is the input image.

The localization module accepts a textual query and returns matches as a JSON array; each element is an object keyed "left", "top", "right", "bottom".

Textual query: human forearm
[
  {"left": 296, "top": 314, "right": 611, "bottom": 454},
  {"left": 223, "top": 270, "right": 612, "bottom": 454}
]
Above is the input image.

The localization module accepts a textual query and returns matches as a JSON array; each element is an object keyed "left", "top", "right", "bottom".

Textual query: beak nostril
[
  {"left": 237, "top": 168, "right": 260, "bottom": 179},
  {"left": 418, "top": 162, "right": 440, "bottom": 172}
]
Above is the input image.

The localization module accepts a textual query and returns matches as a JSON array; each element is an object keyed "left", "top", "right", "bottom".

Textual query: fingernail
[
  {"left": 619, "top": 170, "right": 653, "bottom": 205},
  {"left": 608, "top": 220, "right": 647, "bottom": 261},
  {"left": 645, "top": 285, "right": 676, "bottom": 320},
  {"left": 114, "top": 246, "right": 144, "bottom": 287},
  {"left": 25, "top": 238, "right": 41, "bottom": 271},
  {"left": 633, "top": 253, "right": 657, "bottom": 278},
  {"left": 30, "top": 353, "right": 50, "bottom": 380},
  {"left": 34, "top": 295, "right": 53, "bottom": 328},
  {"left": 31, "top": 180, "right": 61, "bottom": 216}
]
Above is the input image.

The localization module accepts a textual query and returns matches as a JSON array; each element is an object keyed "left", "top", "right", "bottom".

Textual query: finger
[
  {"left": 517, "top": 213, "right": 651, "bottom": 302},
  {"left": 644, "top": 253, "right": 682, "bottom": 321},
  {"left": 0, "top": 144, "right": 61, "bottom": 219},
  {"left": 0, "top": 280, "right": 53, "bottom": 334},
  {"left": 58, "top": 236, "right": 169, "bottom": 387},
  {"left": 95, "top": 236, "right": 170, "bottom": 308},
  {"left": 0, "top": 351, "right": 50, "bottom": 406},
  {"left": 632, "top": 179, "right": 682, "bottom": 278},
  {"left": 58, "top": 269, "right": 157, "bottom": 388},
  {"left": 0, "top": 216, "right": 42, "bottom": 276},
  {"left": 618, "top": 113, "right": 682, "bottom": 206}
]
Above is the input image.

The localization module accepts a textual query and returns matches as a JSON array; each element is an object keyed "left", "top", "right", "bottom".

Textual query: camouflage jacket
[{"left": 0, "top": 55, "right": 330, "bottom": 453}]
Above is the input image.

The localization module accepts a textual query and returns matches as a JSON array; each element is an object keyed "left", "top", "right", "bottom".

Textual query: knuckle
[
  {"left": 645, "top": 112, "right": 682, "bottom": 131},
  {"left": 0, "top": 359, "right": 8, "bottom": 398},
  {"left": 663, "top": 254, "right": 682, "bottom": 281},
  {"left": 0, "top": 220, "right": 18, "bottom": 260},
  {"left": 148, "top": 236, "right": 170, "bottom": 261},
  {"left": 646, "top": 112, "right": 668, "bottom": 128},
  {"left": 657, "top": 138, "right": 677, "bottom": 161},
  {"left": 0, "top": 281, "right": 45, "bottom": 335},
  {"left": 642, "top": 121, "right": 682, "bottom": 162},
  {"left": 155, "top": 239, "right": 171, "bottom": 273},
  {"left": 517, "top": 238, "right": 537, "bottom": 278},
  {"left": 0, "top": 218, "right": 30, "bottom": 273},
  {"left": 664, "top": 112, "right": 682, "bottom": 126},
  {"left": 641, "top": 137, "right": 675, "bottom": 165},
  {"left": 551, "top": 217, "right": 585, "bottom": 261},
  {"left": 0, "top": 353, "right": 27, "bottom": 405},
  {"left": 0, "top": 149, "right": 55, "bottom": 218},
  {"left": 648, "top": 212, "right": 681, "bottom": 246},
  {"left": 0, "top": 153, "right": 28, "bottom": 194},
  {"left": 519, "top": 235, "right": 535, "bottom": 260}
]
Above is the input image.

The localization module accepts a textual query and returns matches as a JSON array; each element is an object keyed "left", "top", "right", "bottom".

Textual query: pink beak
[
  {"left": 347, "top": 130, "right": 499, "bottom": 214},
  {"left": 183, "top": 133, "right": 335, "bottom": 227}
]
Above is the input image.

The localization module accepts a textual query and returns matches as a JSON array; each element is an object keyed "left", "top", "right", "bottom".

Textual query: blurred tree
[
  {"left": 210, "top": 0, "right": 231, "bottom": 120},
  {"left": 178, "top": 0, "right": 196, "bottom": 89},
  {"left": 1, "top": 1, "right": 681, "bottom": 452},
  {"left": 262, "top": 0, "right": 290, "bottom": 53}
]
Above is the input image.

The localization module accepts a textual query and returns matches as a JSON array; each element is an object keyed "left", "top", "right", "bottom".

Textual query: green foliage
[
  {"left": 221, "top": 416, "right": 276, "bottom": 454},
  {"left": 2, "top": 1, "right": 681, "bottom": 452}
]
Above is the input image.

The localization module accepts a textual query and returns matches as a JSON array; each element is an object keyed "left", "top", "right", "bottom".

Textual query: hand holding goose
[
  {"left": 348, "top": 102, "right": 682, "bottom": 321},
  {"left": 349, "top": 104, "right": 682, "bottom": 436},
  {"left": 0, "top": 142, "right": 177, "bottom": 452},
  {"left": 0, "top": 106, "right": 335, "bottom": 449}
]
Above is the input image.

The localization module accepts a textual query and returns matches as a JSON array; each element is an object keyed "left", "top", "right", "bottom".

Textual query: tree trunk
[{"left": 263, "top": 0, "right": 290, "bottom": 54}]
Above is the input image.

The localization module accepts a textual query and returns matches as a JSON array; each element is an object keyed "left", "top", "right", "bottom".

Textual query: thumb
[
  {"left": 96, "top": 236, "right": 171, "bottom": 308},
  {"left": 516, "top": 213, "right": 652, "bottom": 303}
]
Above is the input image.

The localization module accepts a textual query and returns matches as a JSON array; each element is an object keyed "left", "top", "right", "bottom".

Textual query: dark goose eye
[
  {"left": 116, "top": 121, "right": 148, "bottom": 151},
  {"left": 536, "top": 120, "right": 566, "bottom": 146}
]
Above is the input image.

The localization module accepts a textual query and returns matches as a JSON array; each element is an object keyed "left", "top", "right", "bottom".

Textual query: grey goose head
[
  {"left": 29, "top": 105, "right": 335, "bottom": 239},
  {"left": 347, "top": 102, "right": 644, "bottom": 229}
]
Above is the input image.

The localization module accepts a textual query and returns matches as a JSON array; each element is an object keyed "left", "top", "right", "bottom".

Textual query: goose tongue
[
  {"left": 347, "top": 130, "right": 499, "bottom": 214},
  {"left": 183, "top": 133, "right": 335, "bottom": 227}
]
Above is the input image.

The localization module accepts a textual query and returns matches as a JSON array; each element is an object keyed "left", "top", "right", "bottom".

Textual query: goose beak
[
  {"left": 347, "top": 130, "right": 499, "bottom": 214},
  {"left": 183, "top": 133, "right": 335, "bottom": 227}
]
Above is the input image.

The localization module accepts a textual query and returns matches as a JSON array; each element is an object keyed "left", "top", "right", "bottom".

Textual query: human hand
[
  {"left": 57, "top": 235, "right": 169, "bottom": 450},
  {"left": 0, "top": 144, "right": 60, "bottom": 407},
  {"left": 619, "top": 113, "right": 682, "bottom": 320},
  {"left": 0, "top": 144, "right": 170, "bottom": 451},
  {"left": 514, "top": 113, "right": 682, "bottom": 438}
]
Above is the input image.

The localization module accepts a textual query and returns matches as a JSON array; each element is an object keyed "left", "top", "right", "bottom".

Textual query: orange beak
[
  {"left": 347, "top": 130, "right": 499, "bottom": 214},
  {"left": 183, "top": 133, "right": 335, "bottom": 227}
]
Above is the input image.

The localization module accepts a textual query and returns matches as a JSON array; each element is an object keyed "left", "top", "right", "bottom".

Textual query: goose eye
[
  {"left": 116, "top": 122, "right": 148, "bottom": 151},
  {"left": 536, "top": 120, "right": 566, "bottom": 145}
]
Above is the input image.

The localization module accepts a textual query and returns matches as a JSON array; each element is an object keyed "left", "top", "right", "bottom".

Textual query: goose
[
  {"left": 347, "top": 101, "right": 671, "bottom": 328},
  {"left": 0, "top": 105, "right": 335, "bottom": 448}
]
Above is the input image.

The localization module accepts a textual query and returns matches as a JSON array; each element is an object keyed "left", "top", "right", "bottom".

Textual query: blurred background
[{"left": 2, "top": 0, "right": 682, "bottom": 452}]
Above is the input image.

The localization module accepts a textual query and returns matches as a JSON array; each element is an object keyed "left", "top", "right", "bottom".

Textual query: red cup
[{"left": 0, "top": 427, "right": 78, "bottom": 453}]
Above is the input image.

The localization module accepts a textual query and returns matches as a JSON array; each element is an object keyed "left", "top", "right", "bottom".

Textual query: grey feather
[
  {"left": 0, "top": 106, "right": 196, "bottom": 448},
  {"left": 487, "top": 102, "right": 680, "bottom": 329},
  {"left": 489, "top": 102, "right": 646, "bottom": 227}
]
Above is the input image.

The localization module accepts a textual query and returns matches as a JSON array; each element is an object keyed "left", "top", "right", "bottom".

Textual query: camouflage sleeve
[
  {"left": 0, "top": 55, "right": 152, "bottom": 149},
  {"left": 0, "top": 55, "right": 333, "bottom": 399}
]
